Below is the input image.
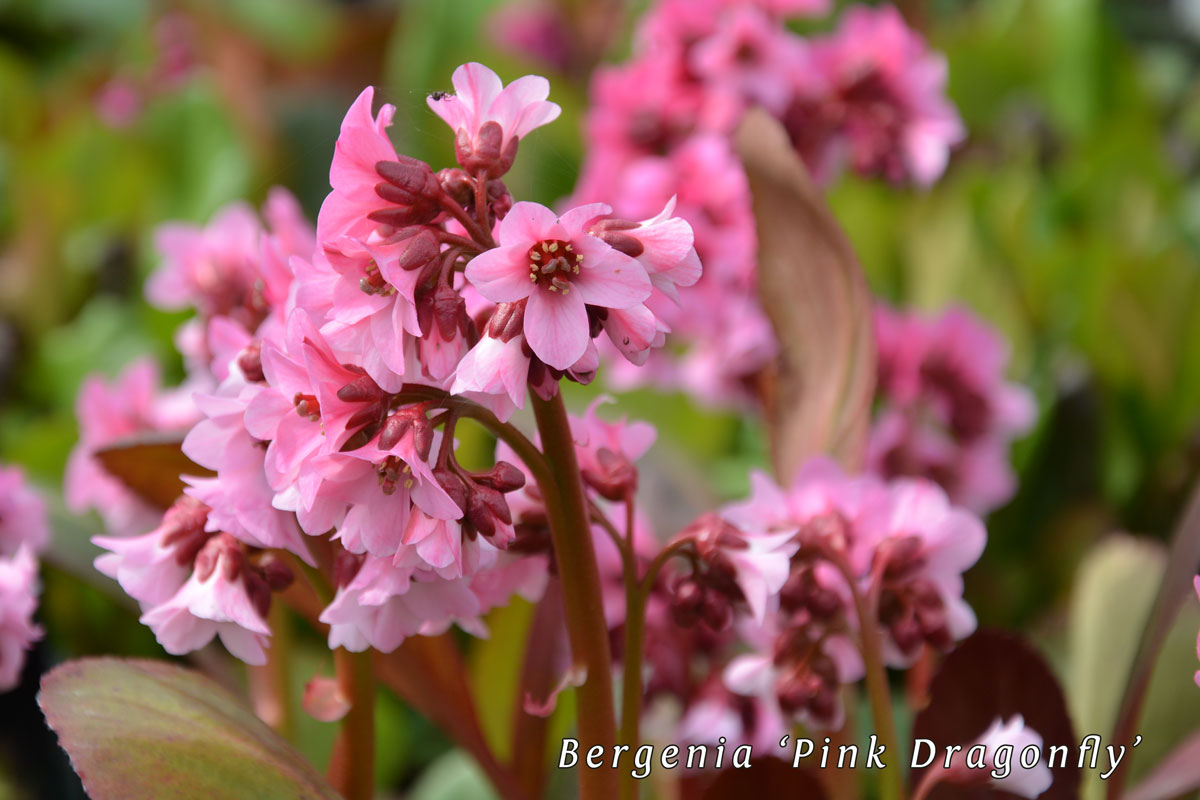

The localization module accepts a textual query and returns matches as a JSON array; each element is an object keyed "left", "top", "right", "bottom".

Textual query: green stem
[
  {"left": 530, "top": 390, "right": 619, "bottom": 800},
  {"left": 328, "top": 648, "right": 376, "bottom": 800}
]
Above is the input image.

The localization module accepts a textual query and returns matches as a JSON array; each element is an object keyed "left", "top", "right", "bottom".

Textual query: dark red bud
[
  {"left": 334, "top": 550, "right": 365, "bottom": 588},
  {"left": 237, "top": 342, "right": 265, "bottom": 382},
  {"left": 473, "top": 461, "right": 526, "bottom": 493},
  {"left": 257, "top": 553, "right": 295, "bottom": 592},
  {"left": 412, "top": 419, "right": 434, "bottom": 461},
  {"left": 337, "top": 374, "right": 384, "bottom": 403},
  {"left": 432, "top": 283, "right": 462, "bottom": 341},
  {"left": 378, "top": 414, "right": 413, "bottom": 451},
  {"left": 434, "top": 468, "right": 470, "bottom": 511}
]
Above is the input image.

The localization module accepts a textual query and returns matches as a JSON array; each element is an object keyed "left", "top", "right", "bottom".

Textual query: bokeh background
[{"left": 2, "top": 0, "right": 1200, "bottom": 797}]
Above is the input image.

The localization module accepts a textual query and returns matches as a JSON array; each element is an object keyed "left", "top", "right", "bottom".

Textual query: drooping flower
[
  {"left": 569, "top": 396, "right": 657, "bottom": 501},
  {"left": 465, "top": 201, "right": 652, "bottom": 369},
  {"left": 317, "top": 87, "right": 443, "bottom": 246},
  {"left": 0, "top": 545, "right": 42, "bottom": 692},
  {"left": 320, "top": 556, "right": 482, "bottom": 652},
  {"left": 427, "top": 62, "right": 561, "bottom": 178},
  {"left": 140, "top": 533, "right": 275, "bottom": 665},
  {"left": 93, "top": 495, "right": 209, "bottom": 608}
]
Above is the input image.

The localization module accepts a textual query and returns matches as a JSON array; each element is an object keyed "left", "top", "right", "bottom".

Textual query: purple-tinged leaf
[{"left": 39, "top": 657, "right": 339, "bottom": 800}]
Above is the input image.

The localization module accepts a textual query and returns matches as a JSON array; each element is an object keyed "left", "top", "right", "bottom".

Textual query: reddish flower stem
[
  {"left": 530, "top": 390, "right": 618, "bottom": 800},
  {"left": 328, "top": 647, "right": 376, "bottom": 800},
  {"left": 618, "top": 493, "right": 644, "bottom": 800}
]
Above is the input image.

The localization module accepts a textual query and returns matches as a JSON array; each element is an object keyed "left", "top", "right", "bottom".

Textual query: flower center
[
  {"left": 527, "top": 239, "right": 583, "bottom": 294},
  {"left": 376, "top": 455, "right": 414, "bottom": 495},
  {"left": 359, "top": 259, "right": 395, "bottom": 297}
]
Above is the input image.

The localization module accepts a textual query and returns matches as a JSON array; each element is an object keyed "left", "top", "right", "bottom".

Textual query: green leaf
[
  {"left": 1066, "top": 531, "right": 1200, "bottom": 800},
  {"left": 39, "top": 657, "right": 340, "bottom": 800}
]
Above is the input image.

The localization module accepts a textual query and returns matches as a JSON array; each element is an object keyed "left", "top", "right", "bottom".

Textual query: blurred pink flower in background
[
  {"left": 869, "top": 304, "right": 1036, "bottom": 513},
  {"left": 0, "top": 466, "right": 48, "bottom": 557},
  {"left": 0, "top": 545, "right": 42, "bottom": 692}
]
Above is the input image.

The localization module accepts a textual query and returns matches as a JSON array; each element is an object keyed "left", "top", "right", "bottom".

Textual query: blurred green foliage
[{"left": 2, "top": 0, "right": 1200, "bottom": 797}]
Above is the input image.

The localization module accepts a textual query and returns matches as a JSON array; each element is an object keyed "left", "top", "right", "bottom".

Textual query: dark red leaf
[{"left": 910, "top": 629, "right": 1081, "bottom": 800}]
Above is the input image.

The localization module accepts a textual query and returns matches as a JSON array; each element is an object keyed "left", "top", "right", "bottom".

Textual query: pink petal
[
  {"left": 464, "top": 246, "right": 536, "bottom": 303},
  {"left": 525, "top": 288, "right": 589, "bottom": 369}
]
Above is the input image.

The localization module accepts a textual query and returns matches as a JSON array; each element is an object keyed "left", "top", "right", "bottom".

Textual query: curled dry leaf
[{"left": 734, "top": 108, "right": 876, "bottom": 482}]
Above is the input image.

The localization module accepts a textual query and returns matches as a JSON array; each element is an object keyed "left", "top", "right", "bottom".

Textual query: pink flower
[
  {"left": 723, "top": 611, "right": 862, "bottom": 731},
  {"left": 427, "top": 62, "right": 561, "bottom": 177},
  {"left": 570, "top": 396, "right": 657, "bottom": 501},
  {"left": 318, "top": 232, "right": 431, "bottom": 390},
  {"left": 0, "top": 465, "right": 48, "bottom": 557},
  {"left": 450, "top": 302, "right": 531, "bottom": 420},
  {"left": 66, "top": 359, "right": 200, "bottom": 537},
  {"left": 868, "top": 304, "right": 1036, "bottom": 513},
  {"left": 182, "top": 380, "right": 312, "bottom": 564},
  {"left": 140, "top": 533, "right": 273, "bottom": 665},
  {"left": 148, "top": 202, "right": 264, "bottom": 322},
  {"left": 787, "top": 4, "right": 964, "bottom": 185},
  {"left": 317, "top": 87, "right": 443, "bottom": 246},
  {"left": 465, "top": 201, "right": 651, "bottom": 369},
  {"left": 689, "top": 6, "right": 803, "bottom": 115},
  {"left": 854, "top": 479, "right": 986, "bottom": 666},
  {"left": 93, "top": 496, "right": 209, "bottom": 608},
  {"left": 0, "top": 545, "right": 41, "bottom": 691},
  {"left": 320, "top": 556, "right": 482, "bottom": 652}
]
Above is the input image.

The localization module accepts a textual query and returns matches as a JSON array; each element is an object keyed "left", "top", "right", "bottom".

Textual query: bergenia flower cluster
[
  {"left": 641, "top": 458, "right": 985, "bottom": 745},
  {"left": 870, "top": 304, "right": 1037, "bottom": 514},
  {"left": 0, "top": 465, "right": 49, "bottom": 692},
  {"left": 574, "top": 0, "right": 964, "bottom": 405},
  {"left": 75, "top": 62, "right": 700, "bottom": 666}
]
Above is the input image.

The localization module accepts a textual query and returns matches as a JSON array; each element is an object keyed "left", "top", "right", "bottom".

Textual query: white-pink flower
[
  {"left": 962, "top": 716, "right": 1054, "bottom": 798},
  {"left": 140, "top": 533, "right": 272, "bottom": 665},
  {"left": 427, "top": 62, "right": 561, "bottom": 177},
  {"left": 465, "top": 201, "right": 651, "bottom": 369}
]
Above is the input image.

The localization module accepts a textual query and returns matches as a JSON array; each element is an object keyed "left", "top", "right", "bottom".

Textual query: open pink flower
[
  {"left": 140, "top": 533, "right": 272, "bottom": 665},
  {"left": 0, "top": 466, "right": 48, "bottom": 557},
  {"left": 321, "top": 557, "right": 482, "bottom": 652},
  {"left": 465, "top": 201, "right": 651, "bottom": 369},
  {"left": 427, "top": 62, "right": 561, "bottom": 177},
  {"left": 0, "top": 545, "right": 41, "bottom": 691},
  {"left": 93, "top": 496, "right": 209, "bottom": 608},
  {"left": 317, "top": 87, "right": 443, "bottom": 246}
]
